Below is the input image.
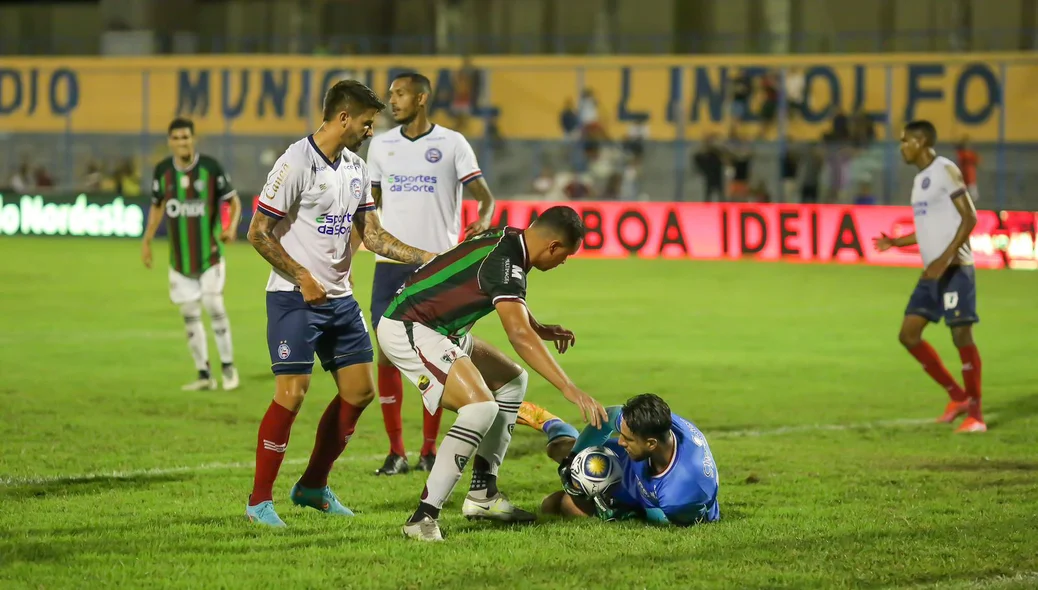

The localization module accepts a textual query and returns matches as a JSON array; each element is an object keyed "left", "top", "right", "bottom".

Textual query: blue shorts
[
  {"left": 904, "top": 265, "right": 979, "bottom": 327},
  {"left": 370, "top": 262, "right": 420, "bottom": 329},
  {"left": 266, "top": 291, "right": 374, "bottom": 375}
]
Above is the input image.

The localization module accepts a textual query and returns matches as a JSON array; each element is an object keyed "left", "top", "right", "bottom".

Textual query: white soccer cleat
[
  {"left": 221, "top": 366, "right": 240, "bottom": 391},
  {"left": 402, "top": 515, "right": 444, "bottom": 542},
  {"left": 461, "top": 492, "right": 537, "bottom": 523},
  {"left": 181, "top": 377, "right": 217, "bottom": 391}
]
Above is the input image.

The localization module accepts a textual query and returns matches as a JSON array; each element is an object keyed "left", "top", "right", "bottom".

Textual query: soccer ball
[{"left": 568, "top": 445, "right": 623, "bottom": 497}]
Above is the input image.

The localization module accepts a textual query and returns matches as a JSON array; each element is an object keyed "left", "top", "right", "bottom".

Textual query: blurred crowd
[{"left": 3, "top": 155, "right": 142, "bottom": 197}]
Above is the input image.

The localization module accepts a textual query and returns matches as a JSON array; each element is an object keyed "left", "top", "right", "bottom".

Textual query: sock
[
  {"left": 299, "top": 395, "right": 366, "bottom": 488},
  {"left": 203, "top": 294, "right": 234, "bottom": 365},
  {"left": 469, "top": 372, "right": 527, "bottom": 500},
  {"left": 414, "top": 400, "right": 498, "bottom": 515},
  {"left": 544, "top": 418, "right": 579, "bottom": 442},
  {"left": 377, "top": 365, "right": 406, "bottom": 457},
  {"left": 250, "top": 401, "right": 298, "bottom": 505},
  {"left": 421, "top": 406, "right": 444, "bottom": 456},
  {"left": 958, "top": 344, "right": 983, "bottom": 420},
  {"left": 180, "top": 300, "right": 209, "bottom": 373},
  {"left": 908, "top": 341, "right": 967, "bottom": 402}
]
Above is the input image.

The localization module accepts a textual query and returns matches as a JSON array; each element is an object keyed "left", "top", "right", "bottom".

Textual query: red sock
[
  {"left": 908, "top": 341, "right": 967, "bottom": 402},
  {"left": 420, "top": 406, "right": 443, "bottom": 456},
  {"left": 250, "top": 401, "right": 297, "bottom": 505},
  {"left": 378, "top": 365, "right": 406, "bottom": 457},
  {"left": 958, "top": 344, "right": 983, "bottom": 420},
  {"left": 299, "top": 395, "right": 365, "bottom": 488}
]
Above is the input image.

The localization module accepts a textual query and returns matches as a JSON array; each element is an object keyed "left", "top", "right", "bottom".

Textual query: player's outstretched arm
[
  {"left": 355, "top": 210, "right": 434, "bottom": 265},
  {"left": 873, "top": 231, "right": 917, "bottom": 251},
  {"left": 496, "top": 301, "right": 607, "bottom": 427},
  {"left": 247, "top": 213, "right": 326, "bottom": 304},
  {"left": 527, "top": 310, "right": 576, "bottom": 354},
  {"left": 463, "top": 177, "right": 496, "bottom": 238},
  {"left": 141, "top": 203, "right": 165, "bottom": 269},
  {"left": 572, "top": 405, "right": 624, "bottom": 452}
]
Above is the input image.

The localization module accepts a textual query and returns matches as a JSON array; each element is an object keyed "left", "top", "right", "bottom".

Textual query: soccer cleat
[
  {"left": 416, "top": 453, "right": 436, "bottom": 472},
  {"left": 245, "top": 500, "right": 286, "bottom": 527},
  {"left": 955, "top": 417, "right": 987, "bottom": 433},
  {"left": 221, "top": 365, "right": 240, "bottom": 391},
  {"left": 516, "top": 401, "right": 559, "bottom": 432},
  {"left": 402, "top": 515, "right": 444, "bottom": 542},
  {"left": 937, "top": 400, "right": 970, "bottom": 423},
  {"left": 290, "top": 482, "right": 355, "bottom": 516},
  {"left": 462, "top": 492, "right": 537, "bottom": 523},
  {"left": 182, "top": 376, "right": 217, "bottom": 391},
  {"left": 374, "top": 454, "right": 410, "bottom": 476}
]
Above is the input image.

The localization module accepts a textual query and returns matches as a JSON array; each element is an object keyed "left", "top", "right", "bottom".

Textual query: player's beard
[{"left": 394, "top": 110, "right": 417, "bottom": 126}]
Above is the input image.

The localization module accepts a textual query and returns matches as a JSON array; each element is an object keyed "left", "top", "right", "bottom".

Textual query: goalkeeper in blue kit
[{"left": 528, "top": 393, "right": 721, "bottom": 525}]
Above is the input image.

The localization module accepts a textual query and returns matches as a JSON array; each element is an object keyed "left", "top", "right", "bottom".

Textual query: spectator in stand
[
  {"left": 784, "top": 66, "right": 806, "bottom": 120},
  {"left": 560, "top": 99, "right": 580, "bottom": 140},
  {"left": 34, "top": 166, "right": 55, "bottom": 190},
  {"left": 780, "top": 138, "right": 799, "bottom": 203},
  {"left": 726, "top": 130, "right": 753, "bottom": 202},
  {"left": 757, "top": 71, "right": 779, "bottom": 140},
  {"left": 693, "top": 133, "right": 725, "bottom": 203},
  {"left": 729, "top": 70, "right": 751, "bottom": 134},
  {"left": 9, "top": 160, "right": 32, "bottom": 192},
  {"left": 800, "top": 141, "right": 824, "bottom": 204},
  {"left": 957, "top": 136, "right": 980, "bottom": 202}
]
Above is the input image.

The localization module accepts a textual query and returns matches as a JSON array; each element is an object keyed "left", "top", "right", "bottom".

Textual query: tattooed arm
[
  {"left": 247, "top": 213, "right": 327, "bottom": 303},
  {"left": 354, "top": 210, "right": 435, "bottom": 265}
]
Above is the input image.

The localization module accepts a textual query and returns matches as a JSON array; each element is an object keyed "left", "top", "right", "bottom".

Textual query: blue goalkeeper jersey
[{"left": 578, "top": 408, "right": 721, "bottom": 526}]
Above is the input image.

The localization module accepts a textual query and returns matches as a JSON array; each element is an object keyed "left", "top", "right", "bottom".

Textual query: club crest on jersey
[
  {"left": 425, "top": 148, "right": 443, "bottom": 163},
  {"left": 179, "top": 175, "right": 190, "bottom": 188},
  {"left": 417, "top": 375, "right": 431, "bottom": 391},
  {"left": 277, "top": 340, "right": 291, "bottom": 360},
  {"left": 193, "top": 178, "right": 207, "bottom": 192},
  {"left": 350, "top": 177, "right": 363, "bottom": 200},
  {"left": 921, "top": 177, "right": 931, "bottom": 189},
  {"left": 441, "top": 349, "right": 459, "bottom": 364}
]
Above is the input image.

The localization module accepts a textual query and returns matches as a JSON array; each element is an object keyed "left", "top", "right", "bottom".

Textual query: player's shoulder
[
  {"left": 340, "top": 148, "right": 367, "bottom": 171},
  {"left": 434, "top": 125, "right": 472, "bottom": 147},
  {"left": 369, "top": 126, "right": 403, "bottom": 148},
  {"left": 197, "top": 153, "right": 225, "bottom": 169},
  {"left": 152, "top": 155, "right": 174, "bottom": 171},
  {"left": 934, "top": 155, "right": 965, "bottom": 186}
]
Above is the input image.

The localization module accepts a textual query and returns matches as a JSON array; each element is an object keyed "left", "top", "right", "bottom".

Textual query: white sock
[
  {"left": 202, "top": 294, "right": 234, "bottom": 365},
  {"left": 180, "top": 300, "right": 209, "bottom": 374},
  {"left": 420, "top": 400, "right": 498, "bottom": 510},
  {"left": 469, "top": 371, "right": 527, "bottom": 500}
]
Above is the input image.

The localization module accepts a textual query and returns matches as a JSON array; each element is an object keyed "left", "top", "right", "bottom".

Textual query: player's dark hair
[
  {"left": 904, "top": 120, "right": 937, "bottom": 146},
  {"left": 168, "top": 117, "right": 194, "bottom": 136},
  {"left": 323, "top": 80, "right": 387, "bottom": 121},
  {"left": 622, "top": 394, "right": 672, "bottom": 442},
  {"left": 392, "top": 72, "right": 433, "bottom": 96},
  {"left": 533, "top": 206, "right": 585, "bottom": 249}
]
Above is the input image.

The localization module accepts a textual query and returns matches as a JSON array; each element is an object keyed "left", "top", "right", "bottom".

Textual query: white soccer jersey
[
  {"left": 911, "top": 155, "right": 973, "bottom": 267},
  {"left": 365, "top": 125, "right": 481, "bottom": 263},
  {"left": 257, "top": 135, "right": 376, "bottom": 298}
]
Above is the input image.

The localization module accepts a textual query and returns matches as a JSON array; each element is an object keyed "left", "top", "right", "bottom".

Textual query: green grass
[{"left": 2, "top": 238, "right": 1037, "bottom": 589}]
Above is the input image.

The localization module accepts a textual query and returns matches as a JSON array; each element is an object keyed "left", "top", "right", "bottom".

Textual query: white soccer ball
[{"left": 568, "top": 445, "right": 623, "bottom": 497}]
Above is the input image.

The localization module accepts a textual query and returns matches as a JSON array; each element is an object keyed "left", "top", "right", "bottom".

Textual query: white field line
[{"left": 0, "top": 415, "right": 959, "bottom": 487}]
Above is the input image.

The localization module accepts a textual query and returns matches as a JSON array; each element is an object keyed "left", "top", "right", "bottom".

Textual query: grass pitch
[{"left": 1, "top": 238, "right": 1037, "bottom": 589}]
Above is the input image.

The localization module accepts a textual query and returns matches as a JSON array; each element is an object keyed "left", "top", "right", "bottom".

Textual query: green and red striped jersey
[
  {"left": 384, "top": 227, "right": 530, "bottom": 337},
  {"left": 150, "top": 153, "right": 237, "bottom": 277}
]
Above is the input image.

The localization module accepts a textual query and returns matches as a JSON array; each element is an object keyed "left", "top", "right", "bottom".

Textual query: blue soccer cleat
[
  {"left": 290, "top": 482, "right": 355, "bottom": 516},
  {"left": 245, "top": 500, "right": 286, "bottom": 527}
]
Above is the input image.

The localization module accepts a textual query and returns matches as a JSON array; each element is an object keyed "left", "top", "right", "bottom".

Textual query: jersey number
[{"left": 943, "top": 292, "right": 959, "bottom": 310}]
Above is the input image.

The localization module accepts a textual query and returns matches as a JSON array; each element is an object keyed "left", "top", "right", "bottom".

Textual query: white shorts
[
  {"left": 376, "top": 317, "right": 473, "bottom": 414},
  {"left": 168, "top": 262, "right": 226, "bottom": 305}
]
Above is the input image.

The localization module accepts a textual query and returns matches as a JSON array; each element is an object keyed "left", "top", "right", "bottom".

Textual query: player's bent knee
[
  {"left": 493, "top": 370, "right": 528, "bottom": 403},
  {"left": 558, "top": 493, "right": 595, "bottom": 518},
  {"left": 951, "top": 326, "right": 974, "bottom": 348},
  {"left": 547, "top": 437, "right": 576, "bottom": 464},
  {"left": 273, "top": 374, "right": 311, "bottom": 411},
  {"left": 179, "top": 300, "right": 203, "bottom": 322},
  {"left": 541, "top": 491, "right": 566, "bottom": 515},
  {"left": 332, "top": 363, "right": 377, "bottom": 407},
  {"left": 898, "top": 328, "right": 922, "bottom": 349},
  {"left": 201, "top": 293, "right": 227, "bottom": 316}
]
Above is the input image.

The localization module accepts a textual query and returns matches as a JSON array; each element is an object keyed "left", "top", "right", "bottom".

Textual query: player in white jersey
[
  {"left": 874, "top": 120, "right": 986, "bottom": 433},
  {"left": 365, "top": 72, "right": 496, "bottom": 476},
  {"left": 243, "top": 80, "right": 436, "bottom": 527}
]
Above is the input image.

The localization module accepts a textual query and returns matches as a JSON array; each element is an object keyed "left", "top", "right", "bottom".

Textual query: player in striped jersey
[
  {"left": 141, "top": 118, "right": 242, "bottom": 391},
  {"left": 376, "top": 206, "right": 608, "bottom": 541}
]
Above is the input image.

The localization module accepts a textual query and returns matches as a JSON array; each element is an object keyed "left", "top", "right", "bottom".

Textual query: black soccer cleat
[
  {"left": 416, "top": 453, "right": 436, "bottom": 472},
  {"left": 375, "top": 453, "right": 410, "bottom": 476}
]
